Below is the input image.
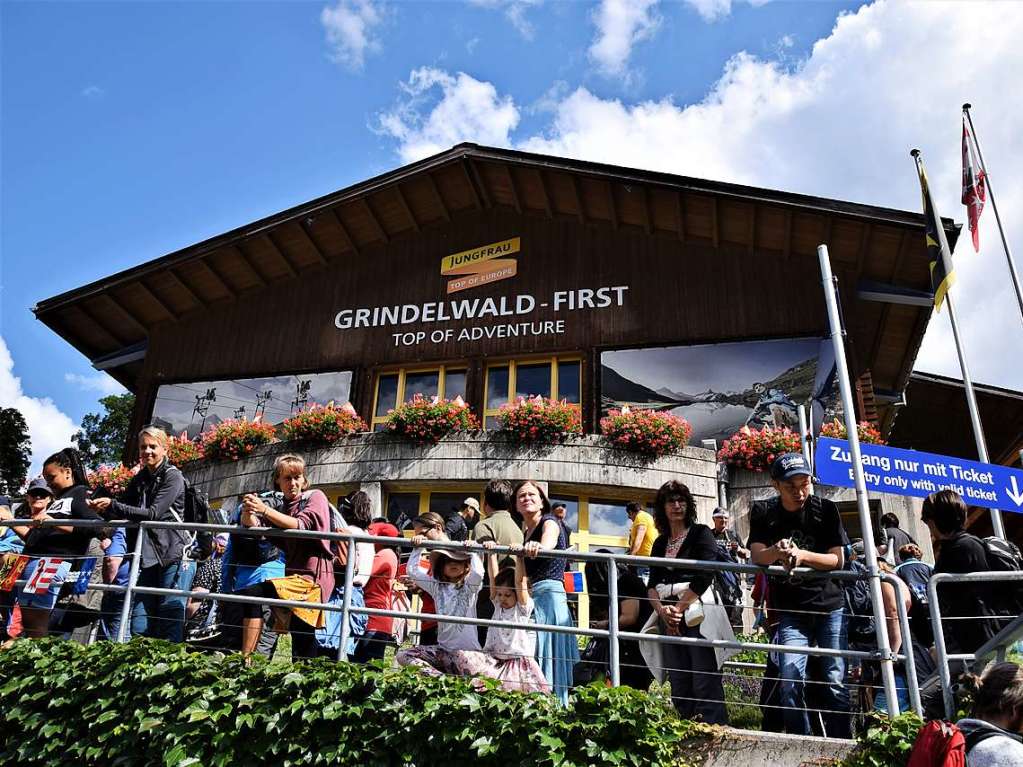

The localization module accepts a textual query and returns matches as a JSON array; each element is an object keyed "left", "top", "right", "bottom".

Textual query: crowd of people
[{"left": 1, "top": 426, "right": 1022, "bottom": 757}]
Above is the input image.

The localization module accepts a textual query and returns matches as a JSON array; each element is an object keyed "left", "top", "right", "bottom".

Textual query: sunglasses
[{"left": 28, "top": 492, "right": 52, "bottom": 499}]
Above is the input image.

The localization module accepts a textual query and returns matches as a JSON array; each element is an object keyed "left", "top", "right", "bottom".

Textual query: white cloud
[
  {"left": 65, "top": 372, "right": 127, "bottom": 397},
  {"left": 382, "top": 1, "right": 1023, "bottom": 393},
  {"left": 683, "top": 0, "right": 770, "bottom": 23},
  {"left": 0, "top": 338, "right": 78, "bottom": 478},
  {"left": 321, "top": 0, "right": 384, "bottom": 70},
  {"left": 468, "top": 0, "right": 543, "bottom": 40},
  {"left": 589, "top": 0, "right": 661, "bottom": 78},
  {"left": 377, "top": 68, "right": 520, "bottom": 164},
  {"left": 81, "top": 85, "right": 104, "bottom": 98}
]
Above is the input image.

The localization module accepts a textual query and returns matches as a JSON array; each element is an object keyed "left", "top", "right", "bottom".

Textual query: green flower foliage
[
  {"left": 842, "top": 712, "right": 924, "bottom": 767},
  {"left": 0, "top": 639, "right": 713, "bottom": 767}
]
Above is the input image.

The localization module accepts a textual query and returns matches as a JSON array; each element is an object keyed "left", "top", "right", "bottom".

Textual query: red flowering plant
[
  {"left": 600, "top": 406, "right": 693, "bottom": 458},
  {"left": 199, "top": 418, "right": 278, "bottom": 462},
  {"left": 166, "top": 432, "right": 201, "bottom": 466},
  {"left": 385, "top": 394, "right": 479, "bottom": 446},
  {"left": 496, "top": 396, "right": 582, "bottom": 445},
  {"left": 717, "top": 425, "right": 802, "bottom": 473},
  {"left": 820, "top": 419, "right": 887, "bottom": 445},
  {"left": 87, "top": 463, "right": 140, "bottom": 497},
  {"left": 282, "top": 402, "right": 368, "bottom": 446}
]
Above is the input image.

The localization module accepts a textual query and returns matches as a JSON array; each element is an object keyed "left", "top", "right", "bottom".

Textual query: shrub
[
  {"left": 842, "top": 712, "right": 924, "bottom": 767},
  {"left": 86, "top": 463, "right": 139, "bottom": 496},
  {"left": 385, "top": 394, "right": 479, "bottom": 445},
  {"left": 717, "top": 425, "right": 802, "bottom": 473},
  {"left": 820, "top": 419, "right": 887, "bottom": 445},
  {"left": 166, "top": 433, "right": 201, "bottom": 466},
  {"left": 600, "top": 406, "right": 692, "bottom": 457},
  {"left": 496, "top": 396, "right": 581, "bottom": 445},
  {"left": 199, "top": 418, "right": 277, "bottom": 462},
  {"left": 0, "top": 638, "right": 714, "bottom": 767},
  {"left": 282, "top": 402, "right": 367, "bottom": 445}
]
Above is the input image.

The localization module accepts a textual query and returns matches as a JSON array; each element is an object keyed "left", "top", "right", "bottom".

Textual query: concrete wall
[{"left": 183, "top": 434, "right": 721, "bottom": 519}]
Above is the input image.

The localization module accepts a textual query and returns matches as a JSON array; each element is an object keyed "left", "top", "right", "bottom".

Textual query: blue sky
[{"left": 4, "top": 0, "right": 1023, "bottom": 470}]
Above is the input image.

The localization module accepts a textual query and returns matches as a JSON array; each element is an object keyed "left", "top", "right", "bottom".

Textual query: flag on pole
[
  {"left": 72, "top": 558, "right": 98, "bottom": 595},
  {"left": 25, "top": 557, "right": 64, "bottom": 595},
  {"left": 962, "top": 115, "right": 987, "bottom": 252},
  {"left": 914, "top": 151, "right": 957, "bottom": 312},
  {"left": 0, "top": 554, "right": 29, "bottom": 591}
]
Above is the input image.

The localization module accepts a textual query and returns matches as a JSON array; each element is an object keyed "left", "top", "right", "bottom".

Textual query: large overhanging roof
[{"left": 34, "top": 142, "right": 960, "bottom": 427}]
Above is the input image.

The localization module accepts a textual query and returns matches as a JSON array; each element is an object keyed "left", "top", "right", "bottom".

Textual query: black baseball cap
[
  {"left": 27, "top": 477, "right": 53, "bottom": 497},
  {"left": 770, "top": 453, "right": 811, "bottom": 481}
]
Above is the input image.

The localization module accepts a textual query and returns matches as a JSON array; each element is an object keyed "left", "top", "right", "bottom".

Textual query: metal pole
[
  {"left": 963, "top": 104, "right": 1023, "bottom": 327},
  {"left": 116, "top": 524, "right": 145, "bottom": 643},
  {"left": 945, "top": 293, "right": 1007, "bottom": 540},
  {"left": 927, "top": 574, "right": 956, "bottom": 719},
  {"left": 818, "top": 244, "right": 901, "bottom": 716},
  {"left": 337, "top": 533, "right": 357, "bottom": 661},
  {"left": 607, "top": 559, "right": 621, "bottom": 686},
  {"left": 798, "top": 404, "right": 812, "bottom": 470},
  {"left": 882, "top": 573, "right": 923, "bottom": 717}
]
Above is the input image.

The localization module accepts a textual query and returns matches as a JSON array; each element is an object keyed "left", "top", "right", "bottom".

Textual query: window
[
  {"left": 371, "top": 364, "right": 468, "bottom": 431},
  {"left": 384, "top": 486, "right": 484, "bottom": 532},
  {"left": 483, "top": 357, "right": 581, "bottom": 429}
]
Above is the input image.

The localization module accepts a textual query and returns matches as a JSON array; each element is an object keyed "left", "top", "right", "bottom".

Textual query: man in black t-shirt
[{"left": 749, "top": 453, "right": 850, "bottom": 738}]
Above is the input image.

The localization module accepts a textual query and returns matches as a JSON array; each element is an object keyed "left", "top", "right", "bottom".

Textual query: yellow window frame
[
  {"left": 370, "top": 364, "right": 468, "bottom": 430},
  {"left": 482, "top": 355, "right": 582, "bottom": 428}
]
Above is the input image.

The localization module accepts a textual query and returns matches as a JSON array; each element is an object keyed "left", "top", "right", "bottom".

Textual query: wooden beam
[
  {"left": 134, "top": 280, "right": 178, "bottom": 321},
  {"left": 425, "top": 173, "right": 450, "bottom": 222},
  {"left": 569, "top": 174, "right": 586, "bottom": 224},
  {"left": 711, "top": 196, "right": 719, "bottom": 249},
  {"left": 463, "top": 158, "right": 492, "bottom": 209},
  {"left": 606, "top": 180, "right": 618, "bottom": 231},
  {"left": 641, "top": 186, "right": 653, "bottom": 235},
  {"left": 675, "top": 192, "right": 686, "bottom": 242},
  {"left": 231, "top": 244, "right": 266, "bottom": 289},
  {"left": 330, "top": 207, "right": 360, "bottom": 255},
  {"left": 198, "top": 257, "right": 239, "bottom": 297},
  {"left": 856, "top": 222, "right": 873, "bottom": 272},
  {"left": 820, "top": 215, "right": 834, "bottom": 254},
  {"left": 359, "top": 198, "right": 389, "bottom": 243},
  {"left": 76, "top": 301, "right": 131, "bottom": 346},
  {"left": 535, "top": 169, "right": 553, "bottom": 218},
  {"left": 505, "top": 165, "right": 522, "bottom": 213},
  {"left": 393, "top": 185, "right": 420, "bottom": 232},
  {"left": 782, "top": 208, "right": 794, "bottom": 260},
  {"left": 165, "top": 268, "right": 205, "bottom": 309},
  {"left": 747, "top": 204, "right": 757, "bottom": 255},
  {"left": 460, "top": 160, "right": 483, "bottom": 210},
  {"left": 296, "top": 221, "right": 328, "bottom": 265},
  {"left": 263, "top": 233, "right": 297, "bottom": 277},
  {"left": 869, "top": 230, "right": 911, "bottom": 366},
  {"left": 101, "top": 293, "right": 147, "bottom": 337}
]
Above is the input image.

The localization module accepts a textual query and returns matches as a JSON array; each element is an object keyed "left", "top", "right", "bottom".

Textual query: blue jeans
[
  {"left": 131, "top": 559, "right": 196, "bottom": 642},
  {"left": 776, "top": 608, "right": 850, "bottom": 738}
]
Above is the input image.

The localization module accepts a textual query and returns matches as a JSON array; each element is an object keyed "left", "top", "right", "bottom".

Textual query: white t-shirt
[
  {"left": 484, "top": 595, "right": 537, "bottom": 660},
  {"left": 408, "top": 548, "right": 484, "bottom": 652}
]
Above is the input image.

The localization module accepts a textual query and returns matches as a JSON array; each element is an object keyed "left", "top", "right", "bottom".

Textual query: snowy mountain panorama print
[{"left": 600, "top": 338, "right": 826, "bottom": 444}]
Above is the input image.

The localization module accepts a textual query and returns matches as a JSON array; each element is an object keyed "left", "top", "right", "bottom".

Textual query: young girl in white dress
[{"left": 484, "top": 551, "right": 550, "bottom": 694}]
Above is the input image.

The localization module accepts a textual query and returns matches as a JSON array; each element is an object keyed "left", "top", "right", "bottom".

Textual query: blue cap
[
  {"left": 0, "top": 495, "right": 10, "bottom": 508},
  {"left": 770, "top": 453, "right": 811, "bottom": 481},
  {"left": 27, "top": 477, "right": 52, "bottom": 496}
]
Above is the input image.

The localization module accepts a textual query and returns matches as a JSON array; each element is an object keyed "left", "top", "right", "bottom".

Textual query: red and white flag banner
[
  {"left": 962, "top": 115, "right": 987, "bottom": 252},
  {"left": 25, "top": 557, "right": 63, "bottom": 595}
]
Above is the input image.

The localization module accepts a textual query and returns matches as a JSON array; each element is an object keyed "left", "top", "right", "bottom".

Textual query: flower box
[
  {"left": 496, "top": 396, "right": 581, "bottom": 445},
  {"left": 385, "top": 394, "right": 479, "bottom": 446},
  {"left": 717, "top": 425, "right": 801, "bottom": 473},
  {"left": 199, "top": 419, "right": 278, "bottom": 462},
  {"left": 599, "top": 406, "right": 692, "bottom": 458},
  {"left": 282, "top": 402, "right": 367, "bottom": 446},
  {"left": 819, "top": 419, "right": 887, "bottom": 445},
  {"left": 87, "top": 464, "right": 140, "bottom": 496},
  {"left": 167, "top": 433, "right": 201, "bottom": 466}
]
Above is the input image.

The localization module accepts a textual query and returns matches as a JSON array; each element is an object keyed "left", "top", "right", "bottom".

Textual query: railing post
[
  {"left": 337, "top": 531, "right": 357, "bottom": 661},
  {"left": 607, "top": 556, "right": 621, "bottom": 687},
  {"left": 117, "top": 523, "right": 145, "bottom": 643},
  {"left": 883, "top": 573, "right": 923, "bottom": 716},
  {"left": 927, "top": 574, "right": 955, "bottom": 719}
]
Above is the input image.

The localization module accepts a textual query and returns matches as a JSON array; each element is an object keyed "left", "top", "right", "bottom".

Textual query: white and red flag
[
  {"left": 25, "top": 557, "right": 63, "bottom": 595},
  {"left": 962, "top": 115, "right": 987, "bottom": 251}
]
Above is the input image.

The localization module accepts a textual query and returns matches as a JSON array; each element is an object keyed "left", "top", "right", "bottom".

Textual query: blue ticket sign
[{"left": 815, "top": 437, "right": 1023, "bottom": 513}]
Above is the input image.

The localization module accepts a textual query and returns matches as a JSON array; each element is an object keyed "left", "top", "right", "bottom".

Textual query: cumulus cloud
[
  {"left": 81, "top": 85, "right": 104, "bottom": 98},
  {"left": 377, "top": 68, "right": 520, "bottom": 164},
  {"left": 321, "top": 0, "right": 384, "bottom": 70},
  {"left": 683, "top": 0, "right": 770, "bottom": 23},
  {"left": 0, "top": 338, "right": 78, "bottom": 477},
  {"left": 65, "top": 372, "right": 127, "bottom": 397},
  {"left": 382, "top": 1, "right": 1023, "bottom": 391},
  {"left": 468, "top": 0, "right": 543, "bottom": 39},
  {"left": 589, "top": 0, "right": 661, "bottom": 78}
]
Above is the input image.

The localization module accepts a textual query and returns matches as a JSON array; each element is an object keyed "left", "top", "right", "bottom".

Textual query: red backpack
[{"left": 907, "top": 721, "right": 966, "bottom": 767}]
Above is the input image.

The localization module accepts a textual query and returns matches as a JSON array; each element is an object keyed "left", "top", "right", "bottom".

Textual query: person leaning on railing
[
  {"left": 1, "top": 448, "right": 102, "bottom": 643},
  {"left": 237, "top": 453, "right": 334, "bottom": 660},
  {"left": 645, "top": 480, "right": 729, "bottom": 725},
  {"left": 88, "top": 427, "right": 193, "bottom": 643}
]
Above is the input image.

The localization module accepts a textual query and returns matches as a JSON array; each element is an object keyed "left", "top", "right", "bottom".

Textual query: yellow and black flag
[{"left": 912, "top": 149, "right": 956, "bottom": 312}]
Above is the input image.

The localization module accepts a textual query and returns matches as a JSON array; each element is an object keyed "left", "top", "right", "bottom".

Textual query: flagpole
[
  {"left": 963, "top": 103, "right": 1023, "bottom": 326},
  {"left": 912, "top": 148, "right": 1007, "bottom": 541}
]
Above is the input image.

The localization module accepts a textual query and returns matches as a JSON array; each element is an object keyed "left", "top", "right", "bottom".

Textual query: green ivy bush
[
  {"left": 841, "top": 712, "right": 924, "bottom": 767},
  {"left": 0, "top": 639, "right": 714, "bottom": 767}
]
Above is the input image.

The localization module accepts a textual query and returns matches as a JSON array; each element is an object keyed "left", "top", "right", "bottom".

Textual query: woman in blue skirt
[{"left": 515, "top": 480, "right": 579, "bottom": 705}]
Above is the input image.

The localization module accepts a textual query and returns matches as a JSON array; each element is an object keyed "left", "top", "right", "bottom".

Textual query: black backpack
[
  {"left": 183, "top": 482, "right": 227, "bottom": 559},
  {"left": 977, "top": 535, "right": 1023, "bottom": 617},
  {"left": 844, "top": 559, "right": 876, "bottom": 647},
  {"left": 894, "top": 559, "right": 934, "bottom": 646}
]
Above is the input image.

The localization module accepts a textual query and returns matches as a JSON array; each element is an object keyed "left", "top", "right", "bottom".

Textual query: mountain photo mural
[{"left": 600, "top": 338, "right": 828, "bottom": 444}]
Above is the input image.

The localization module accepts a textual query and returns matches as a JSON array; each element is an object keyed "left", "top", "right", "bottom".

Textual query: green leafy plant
[
  {"left": 0, "top": 638, "right": 714, "bottom": 767},
  {"left": 600, "top": 406, "right": 692, "bottom": 458},
  {"left": 281, "top": 402, "right": 367, "bottom": 445},
  {"left": 385, "top": 394, "right": 479, "bottom": 446},
  {"left": 842, "top": 712, "right": 924, "bottom": 767},
  {"left": 497, "top": 396, "right": 581, "bottom": 445},
  {"left": 198, "top": 418, "right": 277, "bottom": 462}
]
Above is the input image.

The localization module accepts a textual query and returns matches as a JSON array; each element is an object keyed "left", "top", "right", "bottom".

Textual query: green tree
[
  {"left": 73, "top": 393, "right": 136, "bottom": 469},
  {"left": 0, "top": 408, "right": 32, "bottom": 494}
]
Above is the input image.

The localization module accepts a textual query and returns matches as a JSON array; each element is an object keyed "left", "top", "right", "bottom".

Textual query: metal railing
[
  {"left": 1, "top": 518, "right": 926, "bottom": 721},
  {"left": 927, "top": 570, "right": 1023, "bottom": 718}
]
